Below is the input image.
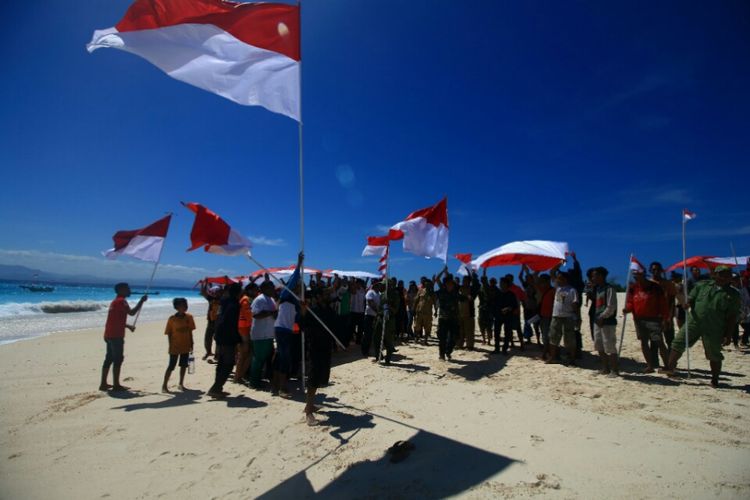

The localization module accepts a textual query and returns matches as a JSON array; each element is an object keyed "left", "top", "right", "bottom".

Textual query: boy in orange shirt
[{"left": 162, "top": 298, "right": 195, "bottom": 392}]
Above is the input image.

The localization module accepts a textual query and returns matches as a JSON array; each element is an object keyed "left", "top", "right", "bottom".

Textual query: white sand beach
[{"left": 1, "top": 310, "right": 749, "bottom": 499}]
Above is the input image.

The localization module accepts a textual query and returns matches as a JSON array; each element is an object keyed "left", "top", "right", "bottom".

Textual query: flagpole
[
  {"left": 130, "top": 213, "right": 171, "bottom": 328},
  {"left": 297, "top": 0, "right": 306, "bottom": 392},
  {"left": 377, "top": 249, "right": 389, "bottom": 363},
  {"left": 617, "top": 253, "right": 634, "bottom": 359},
  {"left": 682, "top": 213, "right": 690, "bottom": 379}
]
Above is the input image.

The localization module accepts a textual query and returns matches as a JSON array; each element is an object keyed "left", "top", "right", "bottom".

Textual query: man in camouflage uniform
[
  {"left": 373, "top": 278, "right": 401, "bottom": 365},
  {"left": 664, "top": 266, "right": 741, "bottom": 387},
  {"left": 413, "top": 277, "right": 436, "bottom": 345}
]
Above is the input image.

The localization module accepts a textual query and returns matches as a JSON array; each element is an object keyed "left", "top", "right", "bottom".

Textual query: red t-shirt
[
  {"left": 104, "top": 297, "right": 130, "bottom": 339},
  {"left": 539, "top": 287, "right": 555, "bottom": 318}
]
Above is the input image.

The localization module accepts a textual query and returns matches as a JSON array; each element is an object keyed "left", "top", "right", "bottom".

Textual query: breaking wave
[{"left": 0, "top": 301, "right": 108, "bottom": 317}]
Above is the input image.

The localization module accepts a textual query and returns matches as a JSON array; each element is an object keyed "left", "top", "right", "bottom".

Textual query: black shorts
[
  {"left": 104, "top": 338, "right": 124, "bottom": 364},
  {"left": 168, "top": 353, "right": 189, "bottom": 370}
]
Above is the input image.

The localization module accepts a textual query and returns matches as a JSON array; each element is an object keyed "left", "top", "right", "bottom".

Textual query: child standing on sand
[{"left": 162, "top": 298, "right": 195, "bottom": 392}]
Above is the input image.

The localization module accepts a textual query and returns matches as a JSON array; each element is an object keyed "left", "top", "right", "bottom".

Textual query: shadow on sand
[
  {"left": 111, "top": 389, "right": 204, "bottom": 411},
  {"left": 257, "top": 427, "right": 516, "bottom": 499}
]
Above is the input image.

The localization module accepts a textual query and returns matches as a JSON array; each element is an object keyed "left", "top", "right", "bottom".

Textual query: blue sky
[{"left": 0, "top": 1, "right": 748, "bottom": 285}]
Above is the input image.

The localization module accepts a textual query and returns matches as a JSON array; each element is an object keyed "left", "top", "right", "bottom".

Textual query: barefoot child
[
  {"left": 162, "top": 298, "right": 195, "bottom": 392},
  {"left": 100, "top": 282, "right": 147, "bottom": 391}
]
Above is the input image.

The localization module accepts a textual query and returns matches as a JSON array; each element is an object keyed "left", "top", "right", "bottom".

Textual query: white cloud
[
  {"left": 248, "top": 235, "right": 286, "bottom": 247},
  {"left": 0, "top": 249, "right": 237, "bottom": 283}
]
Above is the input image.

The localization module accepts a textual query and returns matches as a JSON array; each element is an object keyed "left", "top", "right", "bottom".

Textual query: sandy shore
[{"left": 1, "top": 308, "right": 749, "bottom": 499}]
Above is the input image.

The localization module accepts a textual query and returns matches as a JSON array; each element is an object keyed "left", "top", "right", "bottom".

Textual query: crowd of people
[{"left": 98, "top": 254, "right": 749, "bottom": 425}]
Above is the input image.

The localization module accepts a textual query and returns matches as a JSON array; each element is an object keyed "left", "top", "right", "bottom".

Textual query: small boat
[{"left": 20, "top": 285, "right": 55, "bottom": 292}]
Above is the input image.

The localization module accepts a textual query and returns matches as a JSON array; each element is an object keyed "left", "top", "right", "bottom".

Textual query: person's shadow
[
  {"left": 111, "top": 389, "right": 204, "bottom": 411},
  {"left": 316, "top": 410, "right": 376, "bottom": 444}
]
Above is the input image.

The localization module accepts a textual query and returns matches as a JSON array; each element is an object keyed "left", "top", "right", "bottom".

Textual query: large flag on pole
[
  {"left": 390, "top": 197, "right": 449, "bottom": 262},
  {"left": 103, "top": 214, "right": 171, "bottom": 262},
  {"left": 87, "top": 0, "right": 300, "bottom": 121},
  {"left": 182, "top": 202, "right": 252, "bottom": 256}
]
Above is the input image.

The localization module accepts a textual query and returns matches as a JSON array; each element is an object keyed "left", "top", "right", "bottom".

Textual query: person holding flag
[
  {"left": 99, "top": 283, "right": 147, "bottom": 392},
  {"left": 100, "top": 213, "right": 170, "bottom": 391}
]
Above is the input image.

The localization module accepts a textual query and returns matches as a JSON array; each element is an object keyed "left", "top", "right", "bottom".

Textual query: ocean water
[{"left": 0, "top": 281, "right": 207, "bottom": 345}]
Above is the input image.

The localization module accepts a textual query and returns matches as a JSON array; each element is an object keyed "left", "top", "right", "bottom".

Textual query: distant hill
[{"left": 0, "top": 264, "right": 196, "bottom": 289}]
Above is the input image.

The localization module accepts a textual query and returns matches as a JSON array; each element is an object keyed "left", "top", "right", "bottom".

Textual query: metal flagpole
[
  {"left": 617, "top": 253, "right": 634, "bottom": 359},
  {"left": 297, "top": 0, "right": 306, "bottom": 392},
  {"left": 682, "top": 214, "right": 690, "bottom": 378},
  {"left": 131, "top": 213, "right": 171, "bottom": 328},
  {"left": 377, "top": 248, "right": 389, "bottom": 363}
]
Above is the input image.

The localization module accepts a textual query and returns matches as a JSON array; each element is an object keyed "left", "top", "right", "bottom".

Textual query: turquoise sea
[{"left": 0, "top": 281, "right": 207, "bottom": 345}]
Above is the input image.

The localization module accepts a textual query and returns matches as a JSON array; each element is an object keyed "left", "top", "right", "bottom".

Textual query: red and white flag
[
  {"left": 390, "top": 198, "right": 449, "bottom": 262},
  {"left": 182, "top": 202, "right": 252, "bottom": 256},
  {"left": 629, "top": 255, "right": 646, "bottom": 273},
  {"left": 103, "top": 214, "right": 171, "bottom": 262},
  {"left": 362, "top": 235, "right": 390, "bottom": 257},
  {"left": 471, "top": 240, "right": 567, "bottom": 272},
  {"left": 682, "top": 209, "right": 697, "bottom": 222},
  {"left": 362, "top": 235, "right": 391, "bottom": 278},
  {"left": 87, "top": 0, "right": 300, "bottom": 120},
  {"left": 455, "top": 253, "right": 476, "bottom": 275}
]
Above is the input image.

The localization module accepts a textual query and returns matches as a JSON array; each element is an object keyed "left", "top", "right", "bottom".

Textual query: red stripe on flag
[
  {"left": 182, "top": 202, "right": 231, "bottom": 252},
  {"left": 116, "top": 0, "right": 300, "bottom": 61},
  {"left": 455, "top": 253, "right": 472, "bottom": 264},
  {"left": 367, "top": 235, "right": 391, "bottom": 247},
  {"left": 404, "top": 197, "right": 448, "bottom": 228},
  {"left": 112, "top": 214, "right": 171, "bottom": 250}
]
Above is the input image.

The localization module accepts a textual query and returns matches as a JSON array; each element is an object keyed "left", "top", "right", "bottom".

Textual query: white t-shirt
[
  {"left": 365, "top": 289, "right": 380, "bottom": 317},
  {"left": 552, "top": 285, "right": 578, "bottom": 318},
  {"left": 251, "top": 295, "right": 277, "bottom": 340},
  {"left": 274, "top": 301, "right": 297, "bottom": 331}
]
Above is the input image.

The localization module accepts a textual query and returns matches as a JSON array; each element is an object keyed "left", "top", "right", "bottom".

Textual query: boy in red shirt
[{"left": 100, "top": 282, "right": 147, "bottom": 391}]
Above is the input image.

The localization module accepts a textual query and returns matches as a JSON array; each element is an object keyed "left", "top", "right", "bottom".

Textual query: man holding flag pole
[{"left": 99, "top": 213, "right": 172, "bottom": 391}]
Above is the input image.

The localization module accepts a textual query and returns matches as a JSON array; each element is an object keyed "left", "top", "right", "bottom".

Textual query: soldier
[
  {"left": 413, "top": 277, "right": 436, "bottom": 345},
  {"left": 664, "top": 266, "right": 741, "bottom": 387},
  {"left": 373, "top": 278, "right": 401, "bottom": 365},
  {"left": 434, "top": 266, "right": 460, "bottom": 361}
]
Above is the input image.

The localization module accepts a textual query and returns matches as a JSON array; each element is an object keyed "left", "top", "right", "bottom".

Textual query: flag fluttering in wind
[
  {"left": 362, "top": 236, "right": 390, "bottom": 257},
  {"left": 470, "top": 240, "right": 568, "bottom": 272},
  {"left": 682, "top": 209, "right": 697, "bottom": 222},
  {"left": 629, "top": 255, "right": 646, "bottom": 273},
  {"left": 182, "top": 202, "right": 252, "bottom": 256},
  {"left": 707, "top": 256, "right": 750, "bottom": 267},
  {"left": 666, "top": 256, "right": 716, "bottom": 273},
  {"left": 362, "top": 236, "right": 391, "bottom": 278},
  {"left": 455, "top": 253, "right": 476, "bottom": 276},
  {"left": 103, "top": 214, "right": 171, "bottom": 262},
  {"left": 390, "top": 197, "right": 449, "bottom": 262},
  {"left": 248, "top": 265, "right": 321, "bottom": 279},
  {"left": 87, "top": 0, "right": 300, "bottom": 120}
]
